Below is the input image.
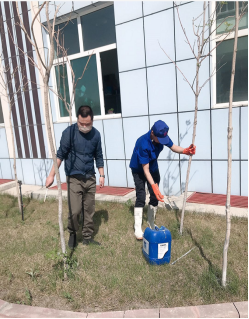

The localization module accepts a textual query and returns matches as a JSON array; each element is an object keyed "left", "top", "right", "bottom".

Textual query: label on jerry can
[
  {"left": 158, "top": 243, "right": 169, "bottom": 259},
  {"left": 143, "top": 238, "right": 149, "bottom": 255}
]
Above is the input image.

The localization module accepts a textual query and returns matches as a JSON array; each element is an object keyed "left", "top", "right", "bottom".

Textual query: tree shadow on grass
[
  {"left": 76, "top": 209, "right": 108, "bottom": 244},
  {"left": 186, "top": 228, "right": 218, "bottom": 276}
]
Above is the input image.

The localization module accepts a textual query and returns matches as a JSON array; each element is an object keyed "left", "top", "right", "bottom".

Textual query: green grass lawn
[{"left": 0, "top": 193, "right": 247, "bottom": 313}]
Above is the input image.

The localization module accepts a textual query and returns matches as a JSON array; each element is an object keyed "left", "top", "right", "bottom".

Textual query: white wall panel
[
  {"left": 158, "top": 160, "right": 181, "bottom": 196},
  {"left": 103, "top": 118, "right": 125, "bottom": 159},
  {"left": 126, "top": 160, "right": 135, "bottom": 188},
  {"left": 175, "top": 1, "right": 208, "bottom": 61},
  {"left": 144, "top": 9, "right": 174, "bottom": 67},
  {"left": 10, "top": 158, "right": 23, "bottom": 182},
  {"left": 120, "top": 69, "right": 148, "bottom": 117},
  {"left": 123, "top": 116, "right": 149, "bottom": 159},
  {"left": 147, "top": 63, "right": 177, "bottom": 114},
  {"left": 143, "top": 1, "right": 173, "bottom": 16},
  {"left": 150, "top": 113, "right": 179, "bottom": 160},
  {"left": 179, "top": 110, "right": 211, "bottom": 160},
  {"left": 177, "top": 58, "right": 210, "bottom": 112},
  {"left": 212, "top": 161, "right": 240, "bottom": 195},
  {"left": 93, "top": 120, "right": 106, "bottom": 159},
  {"left": 181, "top": 160, "right": 212, "bottom": 193},
  {"left": 212, "top": 108, "right": 240, "bottom": 160},
  {"left": 241, "top": 161, "right": 248, "bottom": 196},
  {"left": 107, "top": 160, "right": 127, "bottom": 187},
  {"left": 116, "top": 19, "right": 145, "bottom": 72},
  {"left": 241, "top": 107, "right": 248, "bottom": 160},
  {"left": 21, "top": 159, "right": 36, "bottom": 185},
  {"left": 54, "top": 123, "right": 69, "bottom": 150},
  {"left": 42, "top": 125, "right": 50, "bottom": 158},
  {"left": 114, "top": 1, "right": 142, "bottom": 24},
  {"left": 59, "top": 160, "right": 67, "bottom": 183},
  {"left": 0, "top": 128, "right": 10, "bottom": 158},
  {"left": 33, "top": 159, "right": 46, "bottom": 186},
  {"left": 0, "top": 159, "right": 13, "bottom": 179}
]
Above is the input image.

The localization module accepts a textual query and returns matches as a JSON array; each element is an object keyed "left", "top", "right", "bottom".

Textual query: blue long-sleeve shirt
[{"left": 57, "top": 123, "right": 104, "bottom": 178}]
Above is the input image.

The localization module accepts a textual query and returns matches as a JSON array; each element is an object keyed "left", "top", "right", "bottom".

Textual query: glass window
[
  {"left": 71, "top": 55, "right": 101, "bottom": 116},
  {"left": 0, "top": 99, "right": 3, "bottom": 123},
  {"left": 216, "top": 36, "right": 248, "bottom": 104},
  {"left": 54, "top": 18, "right": 80, "bottom": 57},
  {"left": 55, "top": 64, "right": 70, "bottom": 117},
  {"left": 100, "top": 49, "right": 121, "bottom": 114},
  {"left": 216, "top": 1, "right": 248, "bottom": 34},
  {"left": 81, "top": 6, "right": 116, "bottom": 51}
]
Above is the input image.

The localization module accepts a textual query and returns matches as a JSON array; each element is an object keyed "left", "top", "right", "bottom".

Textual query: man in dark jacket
[{"left": 46, "top": 105, "right": 105, "bottom": 248}]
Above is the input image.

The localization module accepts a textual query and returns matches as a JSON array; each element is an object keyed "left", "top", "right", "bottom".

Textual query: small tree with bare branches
[
  {"left": 222, "top": 1, "right": 240, "bottom": 287},
  {"left": 0, "top": 58, "right": 26, "bottom": 214},
  {"left": 14, "top": 1, "right": 68, "bottom": 274},
  {"left": 160, "top": 1, "right": 247, "bottom": 235}
]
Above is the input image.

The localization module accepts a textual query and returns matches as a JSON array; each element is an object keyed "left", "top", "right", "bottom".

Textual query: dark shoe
[
  {"left": 68, "top": 233, "right": 76, "bottom": 249},
  {"left": 82, "top": 238, "right": 101, "bottom": 246}
]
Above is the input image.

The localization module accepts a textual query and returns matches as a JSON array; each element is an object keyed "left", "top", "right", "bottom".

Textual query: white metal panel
[
  {"left": 107, "top": 160, "right": 127, "bottom": 187},
  {"left": 179, "top": 110, "right": 211, "bottom": 160},
  {"left": 119, "top": 69, "right": 148, "bottom": 117},
  {"left": 212, "top": 108, "right": 240, "bottom": 160},
  {"left": 123, "top": 116, "right": 149, "bottom": 159},
  {"left": 158, "top": 160, "right": 181, "bottom": 196},
  {"left": 241, "top": 161, "right": 248, "bottom": 196},
  {"left": 116, "top": 19, "right": 145, "bottom": 72},
  {"left": 114, "top": 1, "right": 142, "bottom": 25},
  {"left": 241, "top": 107, "right": 248, "bottom": 160},
  {"left": 21, "top": 159, "right": 36, "bottom": 184},
  {"left": 147, "top": 63, "right": 177, "bottom": 114},
  {"left": 143, "top": 1, "right": 173, "bottom": 16},
  {"left": 103, "top": 118, "right": 125, "bottom": 159},
  {"left": 175, "top": 1, "right": 208, "bottom": 61},
  {"left": 177, "top": 58, "right": 210, "bottom": 112},
  {"left": 212, "top": 161, "right": 240, "bottom": 195},
  {"left": 180, "top": 160, "right": 212, "bottom": 193},
  {"left": 144, "top": 9, "right": 174, "bottom": 67}
]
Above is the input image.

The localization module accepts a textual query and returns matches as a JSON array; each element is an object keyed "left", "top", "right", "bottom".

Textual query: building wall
[{"left": 0, "top": 1, "right": 247, "bottom": 196}]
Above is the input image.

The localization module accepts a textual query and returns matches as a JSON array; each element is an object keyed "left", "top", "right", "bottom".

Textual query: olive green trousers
[{"left": 67, "top": 175, "right": 96, "bottom": 239}]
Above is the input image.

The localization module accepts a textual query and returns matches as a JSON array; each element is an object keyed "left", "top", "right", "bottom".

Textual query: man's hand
[
  {"left": 183, "top": 144, "right": 196, "bottom": 155},
  {"left": 151, "top": 183, "right": 164, "bottom": 202},
  {"left": 46, "top": 175, "right": 54, "bottom": 188},
  {"left": 99, "top": 177, "right": 105, "bottom": 188}
]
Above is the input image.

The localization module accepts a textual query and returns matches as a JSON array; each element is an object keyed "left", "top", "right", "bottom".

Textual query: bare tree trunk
[
  {"left": 9, "top": 106, "right": 21, "bottom": 212},
  {"left": 222, "top": 1, "right": 239, "bottom": 287},
  {"left": 180, "top": 62, "right": 200, "bottom": 235},
  {"left": 180, "top": 1, "right": 206, "bottom": 234},
  {"left": 43, "top": 74, "right": 66, "bottom": 255}
]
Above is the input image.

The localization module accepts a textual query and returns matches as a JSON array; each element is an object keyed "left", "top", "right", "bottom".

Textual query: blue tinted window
[
  {"left": 54, "top": 18, "right": 80, "bottom": 57},
  {"left": 81, "top": 6, "right": 116, "bottom": 51}
]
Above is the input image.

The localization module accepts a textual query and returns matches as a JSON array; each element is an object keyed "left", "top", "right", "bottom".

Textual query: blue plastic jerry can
[{"left": 142, "top": 226, "right": 172, "bottom": 265}]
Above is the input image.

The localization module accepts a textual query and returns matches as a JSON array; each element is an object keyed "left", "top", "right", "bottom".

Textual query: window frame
[
  {"left": 211, "top": 1, "right": 248, "bottom": 109},
  {"left": 48, "top": 6, "right": 121, "bottom": 123}
]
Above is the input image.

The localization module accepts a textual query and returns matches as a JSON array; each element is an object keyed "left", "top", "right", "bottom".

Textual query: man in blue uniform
[
  {"left": 46, "top": 105, "right": 105, "bottom": 248},
  {"left": 130, "top": 120, "right": 196, "bottom": 240}
]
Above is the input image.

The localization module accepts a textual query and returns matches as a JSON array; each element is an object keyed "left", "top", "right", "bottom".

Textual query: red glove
[
  {"left": 183, "top": 144, "right": 196, "bottom": 155},
  {"left": 151, "top": 184, "right": 164, "bottom": 202}
]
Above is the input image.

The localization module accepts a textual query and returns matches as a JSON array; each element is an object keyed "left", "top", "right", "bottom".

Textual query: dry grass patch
[{"left": 0, "top": 194, "right": 247, "bottom": 312}]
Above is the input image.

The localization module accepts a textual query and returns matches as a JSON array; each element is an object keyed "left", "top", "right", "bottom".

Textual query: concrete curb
[
  {"left": 0, "top": 300, "right": 247, "bottom": 318},
  {"left": 0, "top": 181, "right": 16, "bottom": 192}
]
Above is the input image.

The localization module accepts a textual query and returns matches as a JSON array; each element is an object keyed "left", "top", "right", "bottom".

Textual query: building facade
[{"left": 0, "top": 1, "right": 248, "bottom": 197}]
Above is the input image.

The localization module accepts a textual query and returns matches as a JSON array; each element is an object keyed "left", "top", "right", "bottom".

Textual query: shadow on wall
[
  {"left": 162, "top": 119, "right": 197, "bottom": 196},
  {"left": 33, "top": 159, "right": 53, "bottom": 187}
]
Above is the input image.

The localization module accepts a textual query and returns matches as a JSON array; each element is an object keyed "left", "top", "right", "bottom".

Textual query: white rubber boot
[
  {"left": 134, "top": 207, "right": 143, "bottom": 240},
  {"left": 147, "top": 205, "right": 158, "bottom": 229}
]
